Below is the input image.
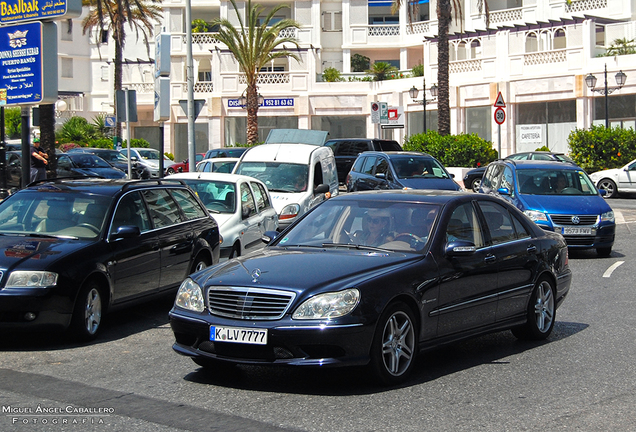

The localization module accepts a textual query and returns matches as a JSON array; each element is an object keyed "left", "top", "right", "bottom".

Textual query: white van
[{"left": 233, "top": 143, "right": 339, "bottom": 230}]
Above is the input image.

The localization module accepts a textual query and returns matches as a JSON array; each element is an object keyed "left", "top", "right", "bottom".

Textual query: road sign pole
[
  {"left": 125, "top": 89, "right": 133, "bottom": 179},
  {"left": 498, "top": 123, "right": 501, "bottom": 158}
]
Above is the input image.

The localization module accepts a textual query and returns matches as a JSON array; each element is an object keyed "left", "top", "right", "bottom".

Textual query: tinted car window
[
  {"left": 501, "top": 166, "right": 514, "bottom": 192},
  {"left": 482, "top": 163, "right": 503, "bottom": 190},
  {"left": 351, "top": 156, "right": 366, "bottom": 173},
  {"left": 170, "top": 189, "right": 207, "bottom": 220},
  {"left": 361, "top": 157, "right": 376, "bottom": 175},
  {"left": 251, "top": 182, "right": 267, "bottom": 212},
  {"left": 446, "top": 203, "right": 484, "bottom": 247},
  {"left": 340, "top": 141, "right": 369, "bottom": 156},
  {"left": 376, "top": 158, "right": 389, "bottom": 176},
  {"left": 477, "top": 201, "right": 516, "bottom": 245},
  {"left": 111, "top": 192, "right": 151, "bottom": 234},
  {"left": 511, "top": 213, "right": 531, "bottom": 239},
  {"left": 142, "top": 189, "right": 183, "bottom": 228},
  {"left": 377, "top": 141, "right": 401, "bottom": 151},
  {"left": 240, "top": 183, "right": 256, "bottom": 218}
]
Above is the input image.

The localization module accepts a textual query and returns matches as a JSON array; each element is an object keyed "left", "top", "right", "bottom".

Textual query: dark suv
[
  {"left": 323, "top": 139, "right": 402, "bottom": 185},
  {"left": 0, "top": 178, "right": 220, "bottom": 340}
]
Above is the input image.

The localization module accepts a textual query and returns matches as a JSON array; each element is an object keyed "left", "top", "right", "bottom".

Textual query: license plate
[
  {"left": 210, "top": 326, "right": 268, "bottom": 345},
  {"left": 562, "top": 226, "right": 593, "bottom": 235}
]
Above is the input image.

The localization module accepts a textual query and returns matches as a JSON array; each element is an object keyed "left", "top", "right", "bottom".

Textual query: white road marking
[
  {"left": 603, "top": 261, "right": 625, "bottom": 278},
  {"left": 615, "top": 211, "right": 625, "bottom": 224}
]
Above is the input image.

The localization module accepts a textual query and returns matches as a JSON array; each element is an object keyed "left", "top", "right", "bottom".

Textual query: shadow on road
[{"left": 182, "top": 320, "right": 588, "bottom": 396}]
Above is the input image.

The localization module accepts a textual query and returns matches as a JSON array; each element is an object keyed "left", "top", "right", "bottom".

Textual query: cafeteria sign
[
  {"left": 0, "top": 0, "right": 82, "bottom": 24},
  {"left": 0, "top": 21, "right": 58, "bottom": 105}
]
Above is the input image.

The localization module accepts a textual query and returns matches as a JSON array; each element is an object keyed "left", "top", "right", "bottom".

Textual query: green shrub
[
  {"left": 411, "top": 63, "right": 424, "bottom": 77},
  {"left": 4, "top": 107, "right": 21, "bottom": 139},
  {"left": 192, "top": 19, "right": 210, "bottom": 33},
  {"left": 56, "top": 116, "right": 97, "bottom": 145},
  {"left": 164, "top": 153, "right": 174, "bottom": 161},
  {"left": 568, "top": 125, "right": 636, "bottom": 173},
  {"left": 322, "top": 67, "right": 344, "bottom": 82},
  {"left": 403, "top": 131, "right": 498, "bottom": 167},
  {"left": 535, "top": 145, "right": 551, "bottom": 151},
  {"left": 351, "top": 54, "right": 370, "bottom": 72},
  {"left": 88, "top": 138, "right": 116, "bottom": 149}
]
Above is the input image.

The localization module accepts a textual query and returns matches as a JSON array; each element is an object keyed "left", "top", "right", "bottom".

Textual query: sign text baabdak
[{"left": 0, "top": 0, "right": 82, "bottom": 24}]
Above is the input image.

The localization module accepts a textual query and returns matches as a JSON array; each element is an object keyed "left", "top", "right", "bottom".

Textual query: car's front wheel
[
  {"left": 370, "top": 302, "right": 417, "bottom": 385},
  {"left": 597, "top": 178, "right": 617, "bottom": 198},
  {"left": 512, "top": 277, "right": 555, "bottom": 340},
  {"left": 191, "top": 254, "right": 210, "bottom": 274},
  {"left": 166, "top": 167, "right": 176, "bottom": 175},
  {"left": 70, "top": 280, "right": 103, "bottom": 341},
  {"left": 470, "top": 177, "right": 481, "bottom": 193}
]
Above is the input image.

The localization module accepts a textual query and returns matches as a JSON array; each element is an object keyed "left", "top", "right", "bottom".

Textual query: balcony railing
[
  {"left": 489, "top": 7, "right": 523, "bottom": 26},
  {"left": 190, "top": 32, "right": 220, "bottom": 44},
  {"left": 449, "top": 59, "right": 482, "bottom": 74},
  {"left": 566, "top": 0, "right": 607, "bottom": 13},
  {"left": 524, "top": 49, "right": 567, "bottom": 66},
  {"left": 126, "top": 82, "right": 154, "bottom": 93},
  {"left": 239, "top": 72, "right": 291, "bottom": 85},
  {"left": 405, "top": 20, "right": 431, "bottom": 36},
  {"left": 194, "top": 82, "right": 214, "bottom": 93},
  {"left": 368, "top": 24, "right": 400, "bottom": 37}
]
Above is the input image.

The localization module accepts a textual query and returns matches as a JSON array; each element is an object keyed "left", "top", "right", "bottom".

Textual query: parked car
[
  {"left": 4, "top": 152, "right": 126, "bottom": 189},
  {"left": 66, "top": 147, "right": 136, "bottom": 177},
  {"left": 167, "top": 172, "right": 278, "bottom": 258},
  {"left": 169, "top": 189, "right": 571, "bottom": 384},
  {"left": 166, "top": 153, "right": 205, "bottom": 175},
  {"left": 480, "top": 159, "right": 615, "bottom": 256},
  {"left": 234, "top": 143, "right": 339, "bottom": 230},
  {"left": 57, "top": 153, "right": 127, "bottom": 179},
  {"left": 346, "top": 151, "right": 461, "bottom": 192},
  {"left": 0, "top": 178, "right": 220, "bottom": 340},
  {"left": 324, "top": 138, "right": 402, "bottom": 185},
  {"left": 195, "top": 157, "right": 239, "bottom": 174},
  {"left": 463, "top": 152, "right": 575, "bottom": 193},
  {"left": 204, "top": 147, "right": 248, "bottom": 160},
  {"left": 119, "top": 148, "right": 176, "bottom": 178},
  {"left": 588, "top": 158, "right": 636, "bottom": 198}
]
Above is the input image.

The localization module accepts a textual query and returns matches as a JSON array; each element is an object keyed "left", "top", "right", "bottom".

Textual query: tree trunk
[
  {"left": 39, "top": 104, "right": 56, "bottom": 178},
  {"left": 437, "top": 0, "right": 451, "bottom": 136},
  {"left": 246, "top": 82, "right": 259, "bottom": 144}
]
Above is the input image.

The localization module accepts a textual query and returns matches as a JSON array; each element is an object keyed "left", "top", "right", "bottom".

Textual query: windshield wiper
[
  {"left": 28, "top": 232, "right": 78, "bottom": 240},
  {"left": 268, "top": 188, "right": 296, "bottom": 193},
  {"left": 321, "top": 242, "right": 390, "bottom": 252}
]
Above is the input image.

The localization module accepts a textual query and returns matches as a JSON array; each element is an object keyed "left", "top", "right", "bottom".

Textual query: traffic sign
[
  {"left": 494, "top": 107, "right": 506, "bottom": 125},
  {"left": 371, "top": 102, "right": 380, "bottom": 124},
  {"left": 494, "top": 92, "right": 506, "bottom": 108},
  {"left": 105, "top": 115, "right": 116, "bottom": 128}
]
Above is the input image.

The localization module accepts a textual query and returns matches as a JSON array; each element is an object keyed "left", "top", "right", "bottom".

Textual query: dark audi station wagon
[{"left": 0, "top": 179, "right": 220, "bottom": 340}]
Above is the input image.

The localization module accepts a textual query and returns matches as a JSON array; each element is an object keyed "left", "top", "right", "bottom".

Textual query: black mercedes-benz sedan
[
  {"left": 170, "top": 190, "right": 571, "bottom": 385},
  {"left": 0, "top": 178, "right": 220, "bottom": 341}
]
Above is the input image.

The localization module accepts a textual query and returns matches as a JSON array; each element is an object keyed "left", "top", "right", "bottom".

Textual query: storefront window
[
  {"left": 311, "top": 116, "right": 366, "bottom": 138},
  {"left": 224, "top": 116, "right": 298, "bottom": 146},
  {"left": 466, "top": 106, "right": 491, "bottom": 142},
  {"left": 407, "top": 110, "right": 438, "bottom": 135}
]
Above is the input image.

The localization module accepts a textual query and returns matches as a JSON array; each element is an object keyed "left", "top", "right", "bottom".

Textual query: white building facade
[{"left": 64, "top": 0, "right": 636, "bottom": 160}]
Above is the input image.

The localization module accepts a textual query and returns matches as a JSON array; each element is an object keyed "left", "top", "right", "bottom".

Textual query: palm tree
[
  {"left": 394, "top": 0, "right": 487, "bottom": 135},
  {"left": 212, "top": 0, "right": 302, "bottom": 144},
  {"left": 82, "top": 0, "right": 162, "bottom": 140},
  {"left": 366, "top": 62, "right": 399, "bottom": 81}
]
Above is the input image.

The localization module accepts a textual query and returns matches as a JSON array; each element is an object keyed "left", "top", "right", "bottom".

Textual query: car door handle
[
  {"left": 484, "top": 255, "right": 496, "bottom": 264},
  {"left": 527, "top": 244, "right": 537, "bottom": 253}
]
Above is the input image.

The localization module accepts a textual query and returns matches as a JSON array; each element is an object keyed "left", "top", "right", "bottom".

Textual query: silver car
[{"left": 167, "top": 172, "right": 278, "bottom": 258}]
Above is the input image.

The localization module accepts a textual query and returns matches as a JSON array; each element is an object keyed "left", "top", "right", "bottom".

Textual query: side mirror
[
  {"left": 178, "top": 167, "right": 183, "bottom": 172},
  {"left": 110, "top": 225, "right": 140, "bottom": 240},
  {"left": 449, "top": 173, "right": 455, "bottom": 178},
  {"left": 262, "top": 230, "right": 279, "bottom": 245},
  {"left": 445, "top": 240, "right": 476, "bottom": 257},
  {"left": 313, "top": 184, "right": 329, "bottom": 195},
  {"left": 375, "top": 172, "right": 386, "bottom": 180},
  {"left": 598, "top": 188, "right": 607, "bottom": 197},
  {"left": 497, "top": 187, "right": 511, "bottom": 195},
  {"left": 242, "top": 205, "right": 251, "bottom": 219},
  {"left": 130, "top": 156, "right": 138, "bottom": 162}
]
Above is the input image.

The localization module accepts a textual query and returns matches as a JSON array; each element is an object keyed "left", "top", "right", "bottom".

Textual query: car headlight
[
  {"left": 175, "top": 278, "right": 205, "bottom": 312},
  {"left": 601, "top": 210, "right": 615, "bottom": 223},
  {"left": 6, "top": 271, "right": 58, "bottom": 288},
  {"left": 279, "top": 204, "right": 300, "bottom": 221},
  {"left": 524, "top": 210, "right": 549, "bottom": 222},
  {"left": 292, "top": 288, "right": 360, "bottom": 319}
]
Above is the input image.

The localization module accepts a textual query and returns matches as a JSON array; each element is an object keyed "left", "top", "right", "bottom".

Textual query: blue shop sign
[
  {"left": 0, "top": 21, "right": 57, "bottom": 105},
  {"left": 228, "top": 98, "right": 294, "bottom": 108},
  {"left": 0, "top": 0, "right": 82, "bottom": 24}
]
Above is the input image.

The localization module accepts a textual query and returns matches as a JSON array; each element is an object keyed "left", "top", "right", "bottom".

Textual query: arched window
[
  {"left": 456, "top": 41, "right": 467, "bottom": 61},
  {"left": 470, "top": 40, "right": 481, "bottom": 59},
  {"left": 198, "top": 58, "right": 212, "bottom": 82},
  {"left": 526, "top": 33, "right": 538, "bottom": 53},
  {"left": 450, "top": 41, "right": 458, "bottom": 61},
  {"left": 553, "top": 29, "right": 566, "bottom": 50}
]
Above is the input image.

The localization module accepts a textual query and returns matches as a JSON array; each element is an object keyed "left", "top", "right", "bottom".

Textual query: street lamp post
[
  {"left": 585, "top": 64, "right": 627, "bottom": 128},
  {"left": 409, "top": 77, "right": 437, "bottom": 133}
]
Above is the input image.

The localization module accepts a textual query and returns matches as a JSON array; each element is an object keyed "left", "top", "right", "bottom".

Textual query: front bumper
[
  {"left": 538, "top": 223, "right": 615, "bottom": 249},
  {"left": 169, "top": 309, "right": 373, "bottom": 367},
  {"left": 0, "top": 287, "right": 74, "bottom": 330}
]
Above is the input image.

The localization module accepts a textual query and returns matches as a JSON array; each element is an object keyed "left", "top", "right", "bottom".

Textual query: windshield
[
  {"left": 70, "top": 154, "right": 112, "bottom": 169},
  {"left": 273, "top": 199, "right": 439, "bottom": 253},
  {"left": 0, "top": 192, "right": 112, "bottom": 239},
  {"left": 180, "top": 179, "right": 236, "bottom": 213},
  {"left": 392, "top": 156, "right": 450, "bottom": 180},
  {"left": 517, "top": 168, "right": 598, "bottom": 195},
  {"left": 98, "top": 151, "right": 128, "bottom": 163},
  {"left": 235, "top": 162, "right": 309, "bottom": 193},
  {"left": 137, "top": 149, "right": 160, "bottom": 160}
]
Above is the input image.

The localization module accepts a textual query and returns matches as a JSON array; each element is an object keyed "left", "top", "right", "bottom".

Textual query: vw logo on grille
[{"left": 571, "top": 216, "right": 580, "bottom": 225}]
